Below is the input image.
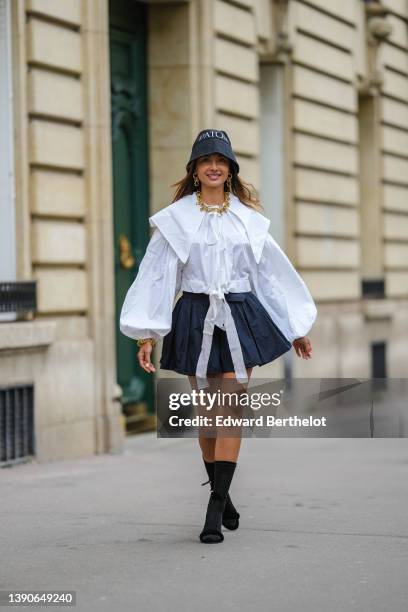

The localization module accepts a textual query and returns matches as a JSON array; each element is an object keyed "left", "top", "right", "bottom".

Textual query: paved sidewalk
[{"left": 1, "top": 434, "right": 407, "bottom": 611}]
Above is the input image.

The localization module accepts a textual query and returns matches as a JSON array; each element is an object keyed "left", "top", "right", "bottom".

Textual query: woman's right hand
[{"left": 137, "top": 342, "right": 156, "bottom": 373}]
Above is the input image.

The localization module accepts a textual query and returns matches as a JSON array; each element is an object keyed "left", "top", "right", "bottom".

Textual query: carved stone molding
[
  {"left": 258, "top": 0, "right": 293, "bottom": 64},
  {"left": 359, "top": 1, "right": 393, "bottom": 96}
]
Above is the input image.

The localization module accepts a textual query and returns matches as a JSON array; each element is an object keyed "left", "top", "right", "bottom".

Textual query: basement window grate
[
  {"left": 362, "top": 279, "right": 385, "bottom": 299},
  {"left": 371, "top": 341, "right": 387, "bottom": 379},
  {"left": 0, "top": 384, "right": 35, "bottom": 467},
  {"left": 0, "top": 281, "right": 37, "bottom": 314}
]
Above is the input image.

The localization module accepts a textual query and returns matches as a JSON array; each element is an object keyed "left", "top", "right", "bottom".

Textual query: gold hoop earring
[
  {"left": 226, "top": 173, "right": 232, "bottom": 192},
  {"left": 193, "top": 172, "right": 200, "bottom": 188}
]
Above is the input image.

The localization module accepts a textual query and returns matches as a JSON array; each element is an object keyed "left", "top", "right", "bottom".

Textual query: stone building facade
[{"left": 1, "top": 0, "right": 407, "bottom": 463}]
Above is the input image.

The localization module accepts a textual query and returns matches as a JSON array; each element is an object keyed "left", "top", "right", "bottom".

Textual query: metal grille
[
  {"left": 372, "top": 341, "right": 387, "bottom": 379},
  {"left": 0, "top": 281, "right": 37, "bottom": 313},
  {"left": 362, "top": 279, "right": 385, "bottom": 299},
  {"left": 0, "top": 384, "right": 35, "bottom": 466}
]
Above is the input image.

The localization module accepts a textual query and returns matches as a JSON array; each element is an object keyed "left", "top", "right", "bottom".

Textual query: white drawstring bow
[{"left": 196, "top": 211, "right": 248, "bottom": 390}]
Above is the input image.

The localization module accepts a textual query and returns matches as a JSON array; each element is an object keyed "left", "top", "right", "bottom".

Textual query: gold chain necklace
[{"left": 196, "top": 190, "right": 230, "bottom": 214}]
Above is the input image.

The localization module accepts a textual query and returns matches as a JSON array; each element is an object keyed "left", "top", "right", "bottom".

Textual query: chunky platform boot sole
[{"left": 199, "top": 529, "right": 224, "bottom": 544}]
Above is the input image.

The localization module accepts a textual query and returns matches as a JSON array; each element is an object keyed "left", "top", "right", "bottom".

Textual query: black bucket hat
[{"left": 186, "top": 129, "right": 239, "bottom": 174}]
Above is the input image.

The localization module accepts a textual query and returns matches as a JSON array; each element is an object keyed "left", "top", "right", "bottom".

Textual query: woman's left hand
[{"left": 292, "top": 336, "right": 312, "bottom": 359}]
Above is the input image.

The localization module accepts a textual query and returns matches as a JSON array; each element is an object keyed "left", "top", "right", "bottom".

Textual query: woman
[{"left": 119, "top": 129, "right": 317, "bottom": 544}]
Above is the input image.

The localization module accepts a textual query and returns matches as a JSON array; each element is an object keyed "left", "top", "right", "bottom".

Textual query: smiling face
[{"left": 194, "top": 153, "right": 230, "bottom": 189}]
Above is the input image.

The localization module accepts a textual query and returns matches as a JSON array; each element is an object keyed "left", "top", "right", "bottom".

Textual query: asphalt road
[{"left": 1, "top": 434, "right": 407, "bottom": 611}]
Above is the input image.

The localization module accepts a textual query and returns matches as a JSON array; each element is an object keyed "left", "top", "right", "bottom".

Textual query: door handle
[{"left": 119, "top": 234, "right": 136, "bottom": 269}]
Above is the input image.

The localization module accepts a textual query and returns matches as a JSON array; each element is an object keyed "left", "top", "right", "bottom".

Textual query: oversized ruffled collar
[{"left": 148, "top": 193, "right": 270, "bottom": 264}]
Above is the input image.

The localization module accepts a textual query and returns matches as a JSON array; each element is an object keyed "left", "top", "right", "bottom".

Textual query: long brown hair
[{"left": 170, "top": 160, "right": 264, "bottom": 212}]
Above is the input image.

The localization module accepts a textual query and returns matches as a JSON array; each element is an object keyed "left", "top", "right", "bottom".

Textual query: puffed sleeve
[
  {"left": 119, "top": 228, "right": 183, "bottom": 341},
  {"left": 250, "top": 233, "right": 317, "bottom": 344}
]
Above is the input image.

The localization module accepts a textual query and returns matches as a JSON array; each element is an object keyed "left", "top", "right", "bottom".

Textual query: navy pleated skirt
[{"left": 160, "top": 291, "right": 292, "bottom": 376}]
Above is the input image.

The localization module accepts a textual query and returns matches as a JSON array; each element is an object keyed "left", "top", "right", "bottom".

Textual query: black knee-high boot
[
  {"left": 202, "top": 459, "right": 240, "bottom": 530},
  {"left": 199, "top": 460, "right": 237, "bottom": 544}
]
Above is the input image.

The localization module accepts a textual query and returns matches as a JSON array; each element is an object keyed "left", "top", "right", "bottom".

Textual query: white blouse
[{"left": 119, "top": 193, "right": 317, "bottom": 389}]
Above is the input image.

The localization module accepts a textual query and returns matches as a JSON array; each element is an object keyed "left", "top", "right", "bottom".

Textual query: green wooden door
[{"left": 109, "top": 0, "right": 153, "bottom": 411}]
